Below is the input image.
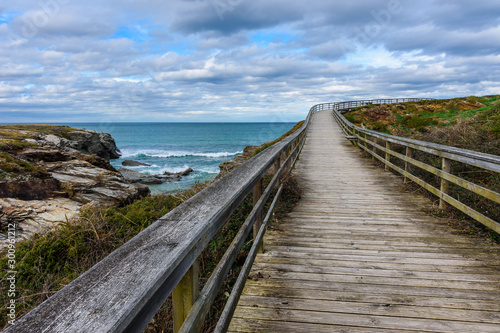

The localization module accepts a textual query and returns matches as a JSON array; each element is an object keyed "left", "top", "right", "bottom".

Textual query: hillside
[{"left": 343, "top": 95, "right": 500, "bottom": 156}]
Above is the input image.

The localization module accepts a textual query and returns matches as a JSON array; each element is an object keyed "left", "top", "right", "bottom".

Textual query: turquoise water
[{"left": 60, "top": 122, "right": 296, "bottom": 193}]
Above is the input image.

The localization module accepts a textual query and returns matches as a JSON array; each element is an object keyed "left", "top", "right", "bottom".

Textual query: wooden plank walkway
[{"left": 228, "top": 110, "right": 500, "bottom": 332}]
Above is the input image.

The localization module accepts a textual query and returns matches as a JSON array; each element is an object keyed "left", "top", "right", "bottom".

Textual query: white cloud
[{"left": 0, "top": 0, "right": 499, "bottom": 122}]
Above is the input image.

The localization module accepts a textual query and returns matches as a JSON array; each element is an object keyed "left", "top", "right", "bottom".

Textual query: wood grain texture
[{"left": 228, "top": 110, "right": 500, "bottom": 332}]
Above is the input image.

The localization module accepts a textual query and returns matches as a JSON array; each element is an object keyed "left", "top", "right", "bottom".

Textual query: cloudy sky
[{"left": 1, "top": 0, "right": 499, "bottom": 123}]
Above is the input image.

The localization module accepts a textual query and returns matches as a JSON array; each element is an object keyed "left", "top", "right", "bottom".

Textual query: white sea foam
[
  {"left": 157, "top": 165, "right": 191, "bottom": 174},
  {"left": 195, "top": 167, "right": 220, "bottom": 174},
  {"left": 119, "top": 149, "right": 242, "bottom": 159}
]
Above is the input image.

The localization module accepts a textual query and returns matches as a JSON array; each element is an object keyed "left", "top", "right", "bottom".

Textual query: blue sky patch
[
  {"left": 249, "top": 31, "right": 295, "bottom": 46},
  {"left": 0, "top": 11, "right": 19, "bottom": 24}
]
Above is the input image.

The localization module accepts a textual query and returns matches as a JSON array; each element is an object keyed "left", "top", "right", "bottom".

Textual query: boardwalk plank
[{"left": 228, "top": 110, "right": 500, "bottom": 332}]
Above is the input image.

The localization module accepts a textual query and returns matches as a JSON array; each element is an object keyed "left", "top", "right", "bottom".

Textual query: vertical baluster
[
  {"left": 372, "top": 137, "right": 377, "bottom": 160},
  {"left": 253, "top": 178, "right": 263, "bottom": 253},
  {"left": 173, "top": 260, "right": 200, "bottom": 333},
  {"left": 404, "top": 147, "right": 412, "bottom": 183},
  {"left": 274, "top": 155, "right": 281, "bottom": 175},
  {"left": 439, "top": 158, "right": 451, "bottom": 209},
  {"left": 385, "top": 141, "right": 391, "bottom": 171}
]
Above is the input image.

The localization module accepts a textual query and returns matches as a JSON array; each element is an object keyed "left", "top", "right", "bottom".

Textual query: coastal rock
[
  {"left": 217, "top": 145, "right": 260, "bottom": 180},
  {"left": 18, "top": 147, "right": 71, "bottom": 162},
  {"left": 23, "top": 129, "right": 121, "bottom": 160},
  {"left": 118, "top": 168, "right": 163, "bottom": 184},
  {"left": 77, "top": 153, "right": 117, "bottom": 172},
  {"left": 118, "top": 167, "right": 194, "bottom": 185},
  {"left": 0, "top": 178, "right": 61, "bottom": 200},
  {"left": 158, "top": 174, "right": 181, "bottom": 182},
  {"left": 0, "top": 125, "right": 148, "bottom": 248},
  {"left": 122, "top": 160, "right": 151, "bottom": 167},
  {"left": 48, "top": 161, "right": 150, "bottom": 203},
  {"left": 0, "top": 160, "right": 149, "bottom": 246},
  {"left": 164, "top": 168, "right": 193, "bottom": 177},
  {"left": 180, "top": 167, "right": 193, "bottom": 176},
  {"left": 65, "top": 131, "right": 121, "bottom": 160},
  {"left": 0, "top": 198, "right": 82, "bottom": 241}
]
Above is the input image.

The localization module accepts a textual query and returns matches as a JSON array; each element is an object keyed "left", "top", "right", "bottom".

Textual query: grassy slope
[
  {"left": 344, "top": 95, "right": 500, "bottom": 240},
  {"left": 0, "top": 124, "right": 81, "bottom": 139},
  {"left": 344, "top": 96, "right": 500, "bottom": 140},
  {"left": 0, "top": 125, "right": 82, "bottom": 181},
  {"left": 0, "top": 122, "right": 304, "bottom": 331}
]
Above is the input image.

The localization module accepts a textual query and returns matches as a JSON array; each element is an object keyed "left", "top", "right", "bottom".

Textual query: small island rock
[
  {"left": 122, "top": 160, "right": 151, "bottom": 167},
  {"left": 118, "top": 168, "right": 163, "bottom": 184}
]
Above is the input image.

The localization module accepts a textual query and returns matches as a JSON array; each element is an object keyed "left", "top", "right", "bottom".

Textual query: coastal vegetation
[
  {"left": 0, "top": 125, "right": 82, "bottom": 155},
  {"left": 344, "top": 95, "right": 500, "bottom": 241},
  {"left": 0, "top": 121, "right": 304, "bottom": 331},
  {"left": 0, "top": 124, "right": 116, "bottom": 182}
]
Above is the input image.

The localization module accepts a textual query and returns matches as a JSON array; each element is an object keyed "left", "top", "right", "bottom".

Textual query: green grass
[
  {"left": 0, "top": 125, "right": 80, "bottom": 140},
  {"left": 0, "top": 125, "right": 84, "bottom": 153},
  {"left": 346, "top": 95, "right": 500, "bottom": 135},
  {"left": 0, "top": 190, "right": 188, "bottom": 329},
  {"left": 0, "top": 139, "right": 36, "bottom": 151},
  {"left": 0, "top": 152, "right": 44, "bottom": 181}
]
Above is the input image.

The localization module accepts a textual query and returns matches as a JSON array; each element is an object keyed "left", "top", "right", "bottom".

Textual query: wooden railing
[
  {"left": 310, "top": 98, "right": 432, "bottom": 114},
  {"left": 319, "top": 101, "right": 500, "bottom": 234},
  {"left": 6, "top": 107, "right": 315, "bottom": 333}
]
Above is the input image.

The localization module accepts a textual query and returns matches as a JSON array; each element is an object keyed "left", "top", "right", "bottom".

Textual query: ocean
[{"left": 59, "top": 122, "right": 297, "bottom": 193}]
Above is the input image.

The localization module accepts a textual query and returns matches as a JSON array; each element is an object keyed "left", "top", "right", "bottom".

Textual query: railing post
[
  {"left": 274, "top": 156, "right": 281, "bottom": 175},
  {"left": 173, "top": 260, "right": 200, "bottom": 333},
  {"left": 253, "top": 178, "right": 263, "bottom": 253},
  {"left": 404, "top": 147, "right": 412, "bottom": 183},
  {"left": 372, "top": 138, "right": 376, "bottom": 160},
  {"left": 439, "top": 157, "right": 451, "bottom": 209},
  {"left": 286, "top": 146, "right": 292, "bottom": 172},
  {"left": 385, "top": 141, "right": 391, "bottom": 171}
]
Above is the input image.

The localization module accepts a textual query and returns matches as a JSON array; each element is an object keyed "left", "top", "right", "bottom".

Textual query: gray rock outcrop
[
  {"left": 122, "top": 160, "right": 151, "bottom": 167},
  {"left": 65, "top": 131, "right": 121, "bottom": 159},
  {"left": 24, "top": 129, "right": 121, "bottom": 160},
  {"left": 118, "top": 168, "right": 163, "bottom": 184},
  {"left": 49, "top": 161, "right": 150, "bottom": 204},
  {"left": 0, "top": 125, "right": 148, "bottom": 248},
  {"left": 118, "top": 167, "right": 194, "bottom": 185}
]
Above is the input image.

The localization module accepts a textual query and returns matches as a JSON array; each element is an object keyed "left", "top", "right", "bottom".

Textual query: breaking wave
[{"left": 120, "top": 149, "right": 242, "bottom": 159}]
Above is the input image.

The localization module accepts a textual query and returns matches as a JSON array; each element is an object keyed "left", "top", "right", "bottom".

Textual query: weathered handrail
[
  {"left": 320, "top": 100, "right": 500, "bottom": 234},
  {"left": 6, "top": 105, "right": 317, "bottom": 332},
  {"left": 310, "top": 98, "right": 433, "bottom": 114}
]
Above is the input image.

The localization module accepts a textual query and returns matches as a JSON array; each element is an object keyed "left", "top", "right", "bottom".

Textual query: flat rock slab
[{"left": 118, "top": 167, "right": 163, "bottom": 184}]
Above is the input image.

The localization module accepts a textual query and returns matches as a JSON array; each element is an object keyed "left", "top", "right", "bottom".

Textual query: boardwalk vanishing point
[{"left": 228, "top": 110, "right": 500, "bottom": 332}]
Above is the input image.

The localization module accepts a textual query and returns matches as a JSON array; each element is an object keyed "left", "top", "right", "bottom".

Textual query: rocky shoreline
[
  {"left": 0, "top": 123, "right": 273, "bottom": 247},
  {"left": 118, "top": 165, "right": 193, "bottom": 184},
  {"left": 0, "top": 125, "right": 191, "bottom": 246}
]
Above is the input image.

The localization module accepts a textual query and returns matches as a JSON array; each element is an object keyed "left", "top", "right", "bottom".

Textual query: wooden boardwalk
[{"left": 228, "top": 111, "right": 500, "bottom": 332}]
